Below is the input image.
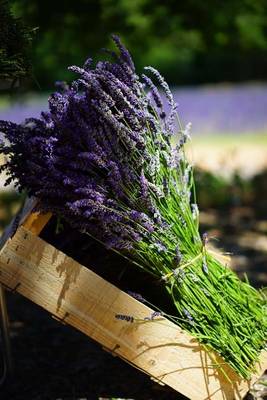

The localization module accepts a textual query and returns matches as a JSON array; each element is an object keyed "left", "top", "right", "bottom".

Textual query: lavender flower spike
[{"left": 144, "top": 66, "right": 175, "bottom": 107}]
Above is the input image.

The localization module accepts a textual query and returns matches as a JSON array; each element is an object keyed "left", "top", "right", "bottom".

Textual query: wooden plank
[
  {"left": 0, "top": 198, "right": 49, "bottom": 377},
  {"left": 0, "top": 227, "right": 266, "bottom": 399},
  {"left": 0, "top": 197, "right": 35, "bottom": 251},
  {"left": 22, "top": 210, "right": 52, "bottom": 235},
  {"left": 19, "top": 197, "right": 52, "bottom": 235},
  {"left": 0, "top": 197, "right": 51, "bottom": 251}
]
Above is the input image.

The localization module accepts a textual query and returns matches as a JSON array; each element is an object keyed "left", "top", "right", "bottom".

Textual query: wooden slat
[
  {"left": 0, "top": 197, "right": 51, "bottom": 251},
  {"left": 22, "top": 210, "right": 52, "bottom": 235},
  {"left": 19, "top": 197, "right": 52, "bottom": 235},
  {"left": 0, "top": 197, "right": 35, "bottom": 251},
  {"left": 0, "top": 227, "right": 266, "bottom": 400}
]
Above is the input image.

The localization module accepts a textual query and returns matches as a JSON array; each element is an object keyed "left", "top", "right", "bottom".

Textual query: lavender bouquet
[{"left": 0, "top": 36, "right": 266, "bottom": 379}]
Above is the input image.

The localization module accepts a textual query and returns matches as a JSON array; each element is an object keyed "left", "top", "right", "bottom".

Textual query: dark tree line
[{"left": 0, "top": 0, "right": 32, "bottom": 85}]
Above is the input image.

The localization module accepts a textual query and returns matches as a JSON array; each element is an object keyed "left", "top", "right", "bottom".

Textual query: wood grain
[{"left": 0, "top": 227, "right": 266, "bottom": 400}]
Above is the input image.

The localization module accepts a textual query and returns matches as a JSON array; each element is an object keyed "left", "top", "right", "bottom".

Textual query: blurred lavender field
[
  {"left": 0, "top": 83, "right": 267, "bottom": 179},
  {"left": 1, "top": 83, "right": 267, "bottom": 134},
  {"left": 174, "top": 83, "right": 267, "bottom": 134}
]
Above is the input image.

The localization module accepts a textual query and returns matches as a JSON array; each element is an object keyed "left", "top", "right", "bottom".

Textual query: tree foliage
[{"left": 0, "top": 0, "right": 32, "bottom": 83}]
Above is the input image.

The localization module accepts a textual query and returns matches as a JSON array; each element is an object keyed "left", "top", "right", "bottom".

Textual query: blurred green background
[{"left": 5, "top": 0, "right": 267, "bottom": 89}]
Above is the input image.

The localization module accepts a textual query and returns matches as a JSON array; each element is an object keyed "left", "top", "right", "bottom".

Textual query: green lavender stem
[
  {"left": 126, "top": 147, "right": 267, "bottom": 379},
  {"left": 167, "top": 254, "right": 266, "bottom": 379}
]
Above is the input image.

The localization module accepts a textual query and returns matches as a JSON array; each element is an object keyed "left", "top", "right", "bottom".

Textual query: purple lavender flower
[
  {"left": 150, "top": 311, "right": 163, "bottom": 319},
  {"left": 183, "top": 309, "right": 195, "bottom": 325},
  {"left": 142, "top": 74, "right": 164, "bottom": 112},
  {"left": 153, "top": 241, "right": 167, "bottom": 253},
  {"left": 127, "top": 291, "right": 145, "bottom": 303},
  {"left": 0, "top": 35, "right": 186, "bottom": 259},
  {"left": 144, "top": 311, "right": 163, "bottom": 321},
  {"left": 140, "top": 169, "right": 148, "bottom": 198},
  {"left": 173, "top": 245, "right": 182, "bottom": 267},
  {"left": 144, "top": 66, "right": 175, "bottom": 108},
  {"left": 111, "top": 34, "right": 135, "bottom": 73},
  {"left": 115, "top": 314, "right": 134, "bottom": 323},
  {"left": 202, "top": 232, "right": 209, "bottom": 246}
]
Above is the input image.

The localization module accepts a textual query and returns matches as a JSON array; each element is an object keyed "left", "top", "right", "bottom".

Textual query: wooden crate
[{"left": 0, "top": 199, "right": 266, "bottom": 400}]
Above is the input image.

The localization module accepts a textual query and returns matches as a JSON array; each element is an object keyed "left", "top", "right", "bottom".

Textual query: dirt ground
[{"left": 184, "top": 134, "right": 267, "bottom": 178}]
